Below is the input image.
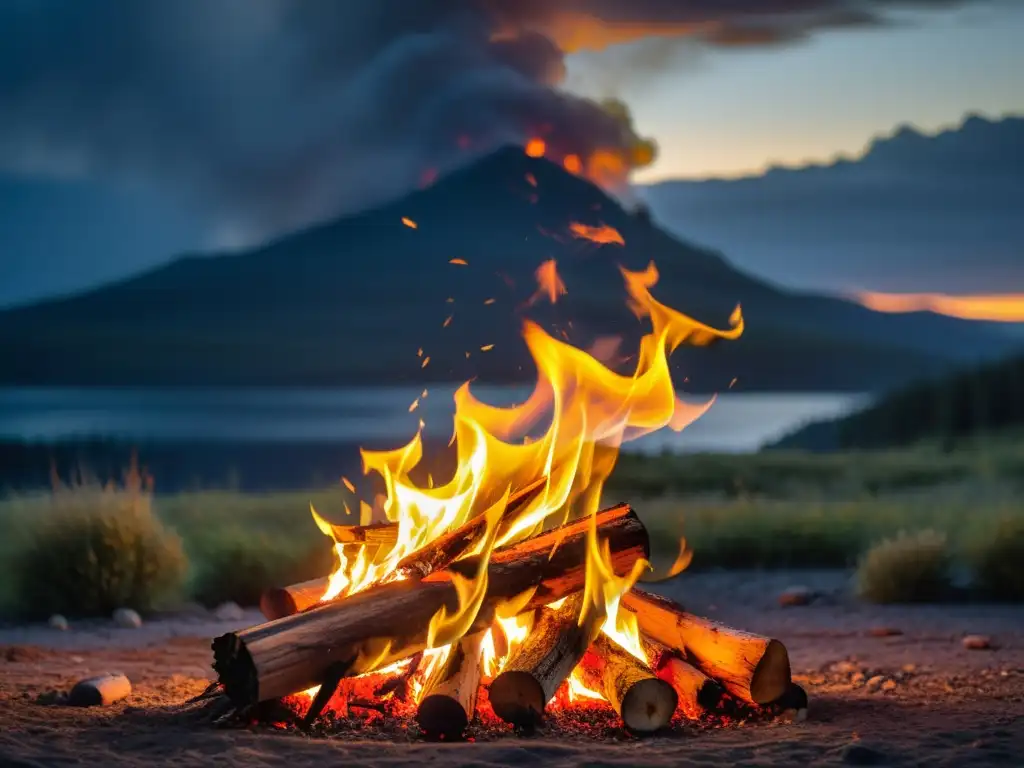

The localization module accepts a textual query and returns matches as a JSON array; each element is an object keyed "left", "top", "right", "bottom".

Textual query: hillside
[
  {"left": 0, "top": 147, "right": 1017, "bottom": 392},
  {"left": 771, "top": 352, "right": 1024, "bottom": 451},
  {"left": 640, "top": 114, "right": 1024, "bottom": 295}
]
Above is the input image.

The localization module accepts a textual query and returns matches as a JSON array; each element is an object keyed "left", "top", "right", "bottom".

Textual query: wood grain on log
[
  {"left": 488, "top": 593, "right": 601, "bottom": 727},
  {"left": 214, "top": 503, "right": 647, "bottom": 705},
  {"left": 415, "top": 632, "right": 484, "bottom": 739},
  {"left": 654, "top": 652, "right": 727, "bottom": 719},
  {"left": 578, "top": 634, "right": 677, "bottom": 733},
  {"left": 622, "top": 588, "right": 790, "bottom": 705},
  {"left": 259, "top": 477, "right": 547, "bottom": 620}
]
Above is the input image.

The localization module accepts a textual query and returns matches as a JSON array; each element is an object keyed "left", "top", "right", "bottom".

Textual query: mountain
[
  {"left": 0, "top": 147, "right": 1018, "bottom": 392},
  {"left": 640, "top": 114, "right": 1024, "bottom": 295}
]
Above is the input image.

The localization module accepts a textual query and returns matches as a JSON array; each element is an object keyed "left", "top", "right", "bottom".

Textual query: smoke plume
[{"left": 0, "top": 0, "right": 993, "bottom": 245}]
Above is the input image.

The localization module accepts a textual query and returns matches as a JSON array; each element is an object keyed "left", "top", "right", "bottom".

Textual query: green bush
[
  {"left": 971, "top": 518, "right": 1024, "bottom": 602},
  {"left": 188, "top": 529, "right": 334, "bottom": 607},
  {"left": 856, "top": 529, "right": 952, "bottom": 604},
  {"left": 13, "top": 477, "right": 188, "bottom": 618}
]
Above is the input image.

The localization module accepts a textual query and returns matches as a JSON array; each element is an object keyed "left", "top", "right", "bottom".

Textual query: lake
[{"left": 0, "top": 387, "right": 867, "bottom": 454}]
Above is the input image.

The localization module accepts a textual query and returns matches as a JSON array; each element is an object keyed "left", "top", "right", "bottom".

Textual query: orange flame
[
  {"left": 309, "top": 258, "right": 743, "bottom": 678},
  {"left": 857, "top": 291, "right": 1024, "bottom": 323},
  {"left": 569, "top": 222, "right": 625, "bottom": 246},
  {"left": 532, "top": 259, "right": 568, "bottom": 305},
  {"left": 525, "top": 138, "right": 546, "bottom": 158}
]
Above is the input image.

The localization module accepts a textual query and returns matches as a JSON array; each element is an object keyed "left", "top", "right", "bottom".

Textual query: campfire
[{"left": 209, "top": 252, "right": 803, "bottom": 739}]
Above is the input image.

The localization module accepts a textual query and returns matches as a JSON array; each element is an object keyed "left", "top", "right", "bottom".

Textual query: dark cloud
[{"left": 0, "top": 0, "right": 994, "bottom": 246}]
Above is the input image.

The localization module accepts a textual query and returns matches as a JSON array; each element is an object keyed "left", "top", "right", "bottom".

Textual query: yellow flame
[
  {"left": 566, "top": 669, "right": 606, "bottom": 702},
  {"left": 308, "top": 260, "right": 742, "bottom": 675}
]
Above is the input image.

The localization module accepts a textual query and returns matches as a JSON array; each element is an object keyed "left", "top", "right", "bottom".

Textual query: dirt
[{"left": 1, "top": 569, "right": 1022, "bottom": 767}]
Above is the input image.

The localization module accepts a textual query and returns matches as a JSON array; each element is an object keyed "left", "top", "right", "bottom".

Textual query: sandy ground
[{"left": 1, "top": 570, "right": 1022, "bottom": 767}]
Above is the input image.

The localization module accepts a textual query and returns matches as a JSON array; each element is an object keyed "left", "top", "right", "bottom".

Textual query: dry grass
[
  {"left": 854, "top": 530, "right": 953, "bottom": 604},
  {"left": 7, "top": 466, "right": 188, "bottom": 618},
  {"left": 1, "top": 445, "right": 1022, "bottom": 614}
]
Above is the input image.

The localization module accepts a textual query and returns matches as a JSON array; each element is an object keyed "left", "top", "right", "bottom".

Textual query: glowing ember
[
  {"left": 525, "top": 138, "right": 546, "bottom": 158},
  {"left": 563, "top": 154, "right": 582, "bottom": 175},
  {"left": 450, "top": 258, "right": 469, "bottom": 266},
  {"left": 401, "top": 217, "right": 418, "bottom": 229},
  {"left": 569, "top": 222, "right": 625, "bottom": 246}
]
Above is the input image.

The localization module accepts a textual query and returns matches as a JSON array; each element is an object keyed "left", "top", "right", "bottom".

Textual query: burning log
[
  {"left": 577, "top": 634, "right": 677, "bottom": 734},
  {"left": 488, "top": 593, "right": 601, "bottom": 727},
  {"left": 622, "top": 588, "right": 790, "bottom": 705},
  {"left": 259, "top": 477, "right": 547, "bottom": 620},
  {"left": 213, "top": 503, "right": 647, "bottom": 706},
  {"left": 415, "top": 632, "right": 485, "bottom": 739},
  {"left": 653, "top": 652, "right": 727, "bottom": 719}
]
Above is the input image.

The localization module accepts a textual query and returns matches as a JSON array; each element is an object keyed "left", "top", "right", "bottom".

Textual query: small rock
[
  {"left": 881, "top": 679, "right": 897, "bottom": 691},
  {"left": 841, "top": 743, "right": 887, "bottom": 765},
  {"left": 778, "top": 586, "right": 815, "bottom": 607},
  {"left": 68, "top": 673, "right": 132, "bottom": 707},
  {"left": 962, "top": 634, "right": 992, "bottom": 650},
  {"left": 112, "top": 608, "right": 142, "bottom": 629},
  {"left": 865, "top": 675, "right": 886, "bottom": 691},
  {"left": 901, "top": 663, "right": 917, "bottom": 673},
  {"left": 47, "top": 614, "right": 69, "bottom": 631},
  {"left": 852, "top": 672, "right": 866, "bottom": 685},
  {"left": 832, "top": 660, "right": 859, "bottom": 675},
  {"left": 867, "top": 626, "right": 903, "bottom": 637},
  {"left": 69, "top": 655, "right": 85, "bottom": 664},
  {"left": 213, "top": 601, "right": 245, "bottom": 622}
]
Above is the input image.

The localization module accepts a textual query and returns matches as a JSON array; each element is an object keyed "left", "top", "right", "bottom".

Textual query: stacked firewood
[{"left": 212, "top": 496, "right": 801, "bottom": 738}]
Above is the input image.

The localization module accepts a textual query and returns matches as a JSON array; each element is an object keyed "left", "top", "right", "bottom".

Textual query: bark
[
  {"left": 415, "top": 632, "right": 485, "bottom": 739},
  {"left": 578, "top": 634, "right": 677, "bottom": 733},
  {"left": 488, "top": 593, "right": 601, "bottom": 727},
  {"left": 622, "top": 588, "right": 791, "bottom": 705},
  {"left": 213, "top": 503, "right": 647, "bottom": 705}
]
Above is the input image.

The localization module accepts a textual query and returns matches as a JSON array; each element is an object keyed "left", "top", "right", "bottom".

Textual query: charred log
[
  {"left": 578, "top": 634, "right": 677, "bottom": 734},
  {"left": 213, "top": 503, "right": 647, "bottom": 706},
  {"left": 622, "top": 588, "right": 790, "bottom": 705},
  {"left": 415, "top": 632, "right": 485, "bottom": 740},
  {"left": 259, "top": 477, "right": 546, "bottom": 620},
  {"left": 488, "top": 593, "right": 601, "bottom": 727}
]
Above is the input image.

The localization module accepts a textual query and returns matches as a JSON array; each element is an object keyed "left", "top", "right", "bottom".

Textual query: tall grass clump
[
  {"left": 970, "top": 518, "right": 1024, "bottom": 602},
  {"left": 856, "top": 529, "right": 952, "bottom": 603},
  {"left": 188, "top": 528, "right": 333, "bottom": 608},
  {"left": 12, "top": 465, "right": 188, "bottom": 617}
]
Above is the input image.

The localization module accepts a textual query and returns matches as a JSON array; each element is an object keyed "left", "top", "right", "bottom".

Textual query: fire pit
[{"left": 205, "top": 256, "right": 804, "bottom": 740}]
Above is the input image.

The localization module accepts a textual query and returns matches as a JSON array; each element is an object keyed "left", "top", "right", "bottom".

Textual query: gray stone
[
  {"left": 112, "top": 607, "right": 142, "bottom": 629},
  {"left": 962, "top": 634, "right": 992, "bottom": 650},
  {"left": 68, "top": 673, "right": 132, "bottom": 707},
  {"left": 778, "top": 585, "right": 815, "bottom": 607},
  {"left": 47, "top": 614, "right": 68, "bottom": 631}
]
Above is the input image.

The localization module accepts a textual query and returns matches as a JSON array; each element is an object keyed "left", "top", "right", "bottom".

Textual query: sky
[
  {"left": 0, "top": 0, "right": 1021, "bottom": 307},
  {"left": 567, "top": 3, "right": 1024, "bottom": 181}
]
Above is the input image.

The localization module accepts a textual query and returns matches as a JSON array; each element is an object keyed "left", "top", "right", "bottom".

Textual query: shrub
[
  {"left": 188, "top": 529, "right": 333, "bottom": 607},
  {"left": 856, "top": 529, "right": 952, "bottom": 603},
  {"left": 971, "top": 518, "right": 1024, "bottom": 602},
  {"left": 13, "top": 472, "right": 188, "bottom": 617}
]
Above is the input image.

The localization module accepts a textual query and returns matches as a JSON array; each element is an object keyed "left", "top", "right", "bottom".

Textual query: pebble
[
  {"left": 881, "top": 679, "right": 897, "bottom": 691},
  {"left": 36, "top": 689, "right": 67, "bottom": 706},
  {"left": 68, "top": 673, "right": 132, "bottom": 707},
  {"left": 47, "top": 614, "right": 68, "bottom": 631},
  {"left": 213, "top": 601, "right": 245, "bottom": 622},
  {"left": 832, "top": 660, "right": 859, "bottom": 675},
  {"left": 962, "top": 634, "right": 992, "bottom": 650},
  {"left": 841, "top": 743, "right": 887, "bottom": 765},
  {"left": 778, "top": 585, "right": 815, "bottom": 607},
  {"left": 865, "top": 675, "right": 886, "bottom": 691},
  {"left": 112, "top": 607, "right": 142, "bottom": 629}
]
